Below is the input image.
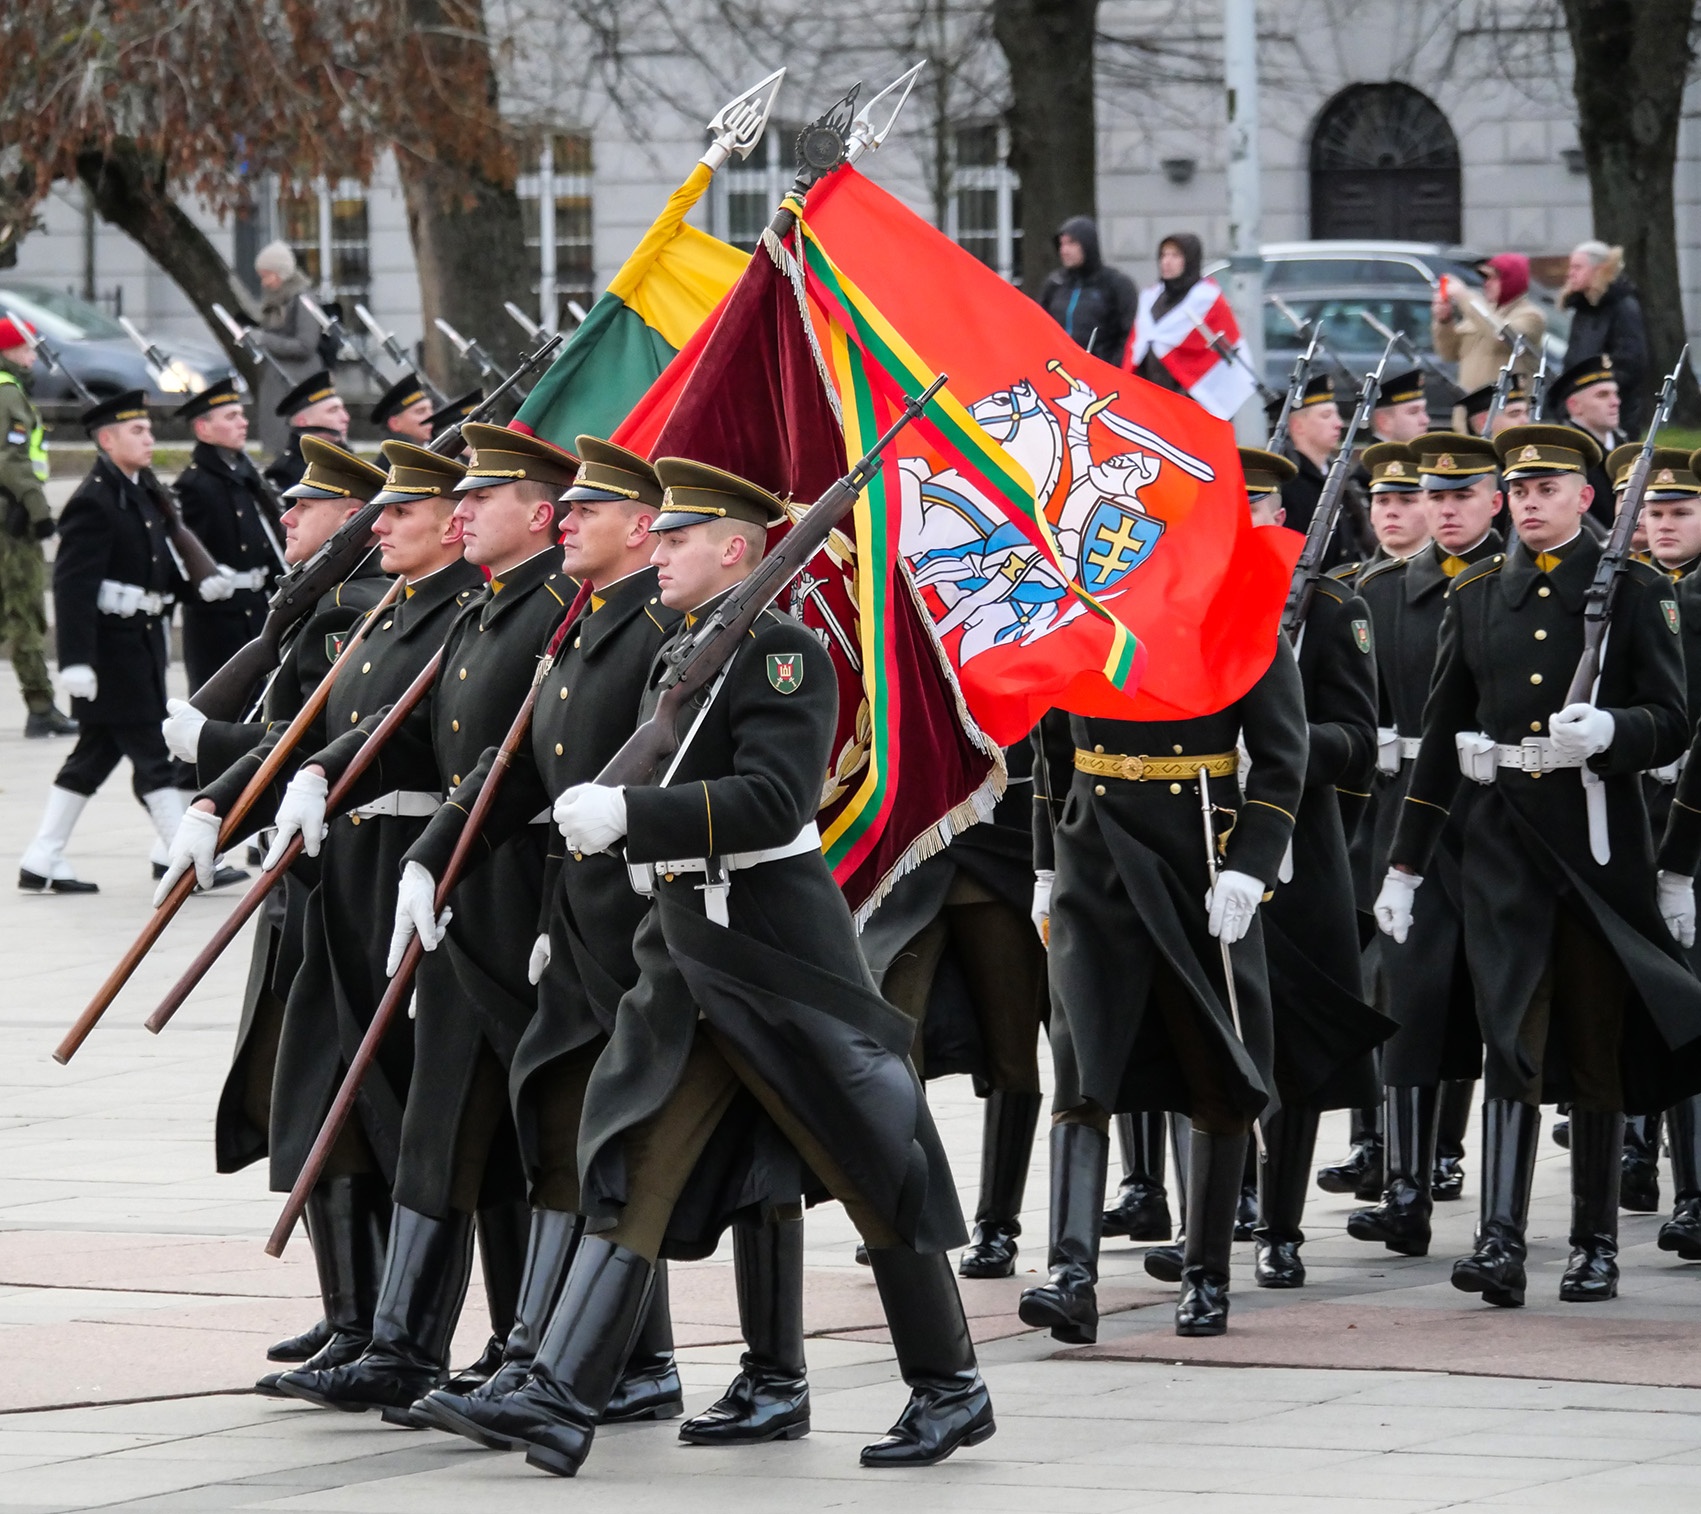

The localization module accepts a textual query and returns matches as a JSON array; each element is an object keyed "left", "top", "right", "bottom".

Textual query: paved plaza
[{"left": 5, "top": 672, "right": 1701, "bottom": 1512}]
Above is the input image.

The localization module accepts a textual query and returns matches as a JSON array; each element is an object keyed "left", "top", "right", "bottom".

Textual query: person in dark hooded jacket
[
  {"left": 1562, "top": 241, "right": 1648, "bottom": 434},
  {"left": 1034, "top": 216, "right": 1136, "bottom": 367}
]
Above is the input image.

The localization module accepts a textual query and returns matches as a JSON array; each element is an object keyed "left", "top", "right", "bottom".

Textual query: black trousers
[{"left": 54, "top": 720, "right": 174, "bottom": 799}]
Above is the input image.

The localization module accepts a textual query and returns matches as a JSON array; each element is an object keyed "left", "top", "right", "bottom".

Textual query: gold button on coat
[
  {"left": 1530, "top": 721, "right": 1541, "bottom": 732},
  {"left": 555, "top": 743, "right": 564, "bottom": 755},
  {"left": 350, "top": 711, "right": 359, "bottom": 722},
  {"left": 361, "top": 661, "right": 371, "bottom": 673},
  {"left": 451, "top": 719, "right": 459, "bottom": 732},
  {"left": 1534, "top": 630, "right": 1547, "bottom": 640},
  {"left": 1538, "top": 586, "right": 1551, "bottom": 597},
  {"left": 1530, "top": 673, "right": 1542, "bottom": 684},
  {"left": 1094, "top": 784, "right": 1106, "bottom": 796},
  {"left": 1170, "top": 782, "right": 1182, "bottom": 794}
]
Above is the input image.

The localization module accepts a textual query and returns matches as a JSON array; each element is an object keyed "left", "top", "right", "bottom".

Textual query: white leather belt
[
  {"left": 224, "top": 567, "right": 270, "bottom": 591},
  {"left": 349, "top": 790, "right": 442, "bottom": 820},
  {"left": 627, "top": 821, "right": 824, "bottom": 926},
  {"left": 1456, "top": 732, "right": 1582, "bottom": 783},
  {"left": 1376, "top": 728, "right": 1423, "bottom": 774},
  {"left": 97, "top": 580, "right": 174, "bottom": 617}
]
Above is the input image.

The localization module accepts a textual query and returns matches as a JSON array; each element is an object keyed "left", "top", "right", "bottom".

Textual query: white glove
[
  {"left": 527, "top": 932, "right": 552, "bottom": 985},
  {"left": 151, "top": 806, "right": 222, "bottom": 905},
  {"left": 1031, "top": 869, "right": 1054, "bottom": 945},
  {"left": 264, "top": 769, "right": 329, "bottom": 868},
  {"left": 386, "top": 860, "right": 451, "bottom": 977},
  {"left": 553, "top": 783, "right": 629, "bottom": 854},
  {"left": 60, "top": 664, "right": 97, "bottom": 701},
  {"left": 197, "top": 568, "right": 236, "bottom": 603},
  {"left": 1374, "top": 868, "right": 1424, "bottom": 943},
  {"left": 1206, "top": 868, "right": 1263, "bottom": 945},
  {"left": 162, "top": 697, "right": 207, "bottom": 763},
  {"left": 1548, "top": 702, "right": 1615, "bottom": 762},
  {"left": 1659, "top": 870, "right": 1696, "bottom": 949}
]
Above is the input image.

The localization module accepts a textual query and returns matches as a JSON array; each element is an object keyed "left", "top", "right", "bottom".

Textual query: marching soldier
[
  {"left": 1377, "top": 424, "right": 1701, "bottom": 1307},
  {"left": 1024, "top": 599, "right": 1307, "bottom": 1338},
  {"left": 1458, "top": 381, "right": 1531, "bottom": 439},
  {"left": 172, "top": 380, "right": 287, "bottom": 693},
  {"left": 1364, "top": 370, "right": 1430, "bottom": 447},
  {"left": 1280, "top": 374, "right": 1370, "bottom": 564},
  {"left": 161, "top": 438, "right": 393, "bottom": 1381},
  {"left": 371, "top": 375, "right": 435, "bottom": 446},
  {"left": 1549, "top": 354, "right": 1624, "bottom": 528},
  {"left": 0, "top": 316, "right": 76, "bottom": 737},
  {"left": 429, "top": 390, "right": 483, "bottom": 450},
  {"left": 432, "top": 459, "right": 992, "bottom": 1477},
  {"left": 264, "top": 371, "right": 350, "bottom": 495}
]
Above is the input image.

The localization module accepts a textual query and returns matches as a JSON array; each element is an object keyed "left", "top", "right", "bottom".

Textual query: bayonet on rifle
[
  {"left": 18, "top": 322, "right": 96, "bottom": 406},
  {"left": 211, "top": 303, "right": 293, "bottom": 385},
  {"left": 355, "top": 305, "right": 447, "bottom": 405},
  {"left": 300, "top": 293, "right": 391, "bottom": 389}
]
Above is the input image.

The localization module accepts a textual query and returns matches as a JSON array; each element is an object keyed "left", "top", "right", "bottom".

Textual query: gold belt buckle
[{"left": 1118, "top": 754, "right": 1146, "bottom": 781}]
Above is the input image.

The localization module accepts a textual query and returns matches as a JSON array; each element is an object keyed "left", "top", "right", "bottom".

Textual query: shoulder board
[
  {"left": 1452, "top": 554, "right": 1504, "bottom": 590},
  {"left": 1626, "top": 558, "right": 1671, "bottom": 589},
  {"left": 1326, "top": 561, "right": 1361, "bottom": 583},
  {"left": 1357, "top": 556, "right": 1406, "bottom": 589},
  {"left": 1309, "top": 576, "right": 1348, "bottom": 606}
]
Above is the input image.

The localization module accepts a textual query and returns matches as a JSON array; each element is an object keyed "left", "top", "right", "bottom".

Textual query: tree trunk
[
  {"left": 1560, "top": 0, "right": 1698, "bottom": 424},
  {"left": 992, "top": 0, "right": 1099, "bottom": 292},
  {"left": 74, "top": 140, "right": 260, "bottom": 392}
]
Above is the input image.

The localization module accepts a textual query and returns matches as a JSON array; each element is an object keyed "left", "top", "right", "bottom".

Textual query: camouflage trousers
[{"left": 0, "top": 532, "right": 52, "bottom": 708}]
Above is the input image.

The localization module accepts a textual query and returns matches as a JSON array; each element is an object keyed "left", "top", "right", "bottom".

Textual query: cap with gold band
[
  {"left": 1412, "top": 431, "right": 1499, "bottom": 490},
  {"left": 1373, "top": 369, "right": 1425, "bottom": 409},
  {"left": 1296, "top": 373, "right": 1334, "bottom": 408},
  {"left": 1238, "top": 446, "right": 1296, "bottom": 498},
  {"left": 1494, "top": 422, "right": 1603, "bottom": 481},
  {"left": 276, "top": 369, "right": 338, "bottom": 420},
  {"left": 565, "top": 435, "right": 664, "bottom": 510},
  {"left": 1548, "top": 352, "right": 1616, "bottom": 413},
  {"left": 282, "top": 435, "right": 389, "bottom": 502},
  {"left": 1606, "top": 443, "right": 1701, "bottom": 499},
  {"left": 652, "top": 457, "right": 786, "bottom": 532},
  {"left": 371, "top": 374, "right": 430, "bottom": 427},
  {"left": 81, "top": 389, "right": 150, "bottom": 432},
  {"left": 453, "top": 421, "right": 580, "bottom": 492},
  {"left": 1458, "top": 380, "right": 1529, "bottom": 422},
  {"left": 173, "top": 377, "right": 245, "bottom": 424},
  {"left": 428, "top": 388, "right": 481, "bottom": 442},
  {"left": 370, "top": 439, "right": 468, "bottom": 505},
  {"left": 1363, "top": 441, "right": 1421, "bottom": 492}
]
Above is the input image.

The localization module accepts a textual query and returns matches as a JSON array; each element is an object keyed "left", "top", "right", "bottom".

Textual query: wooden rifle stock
[
  {"left": 145, "top": 645, "right": 446, "bottom": 1037},
  {"left": 267, "top": 582, "right": 593, "bottom": 1256},
  {"left": 53, "top": 575, "right": 405, "bottom": 1065}
]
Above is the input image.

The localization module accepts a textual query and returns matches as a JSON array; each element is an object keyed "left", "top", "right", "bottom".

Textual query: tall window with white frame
[
  {"left": 277, "top": 180, "right": 371, "bottom": 308},
  {"left": 519, "top": 132, "right": 594, "bottom": 333},
  {"left": 948, "top": 122, "right": 1021, "bottom": 285},
  {"left": 708, "top": 123, "right": 802, "bottom": 253}
]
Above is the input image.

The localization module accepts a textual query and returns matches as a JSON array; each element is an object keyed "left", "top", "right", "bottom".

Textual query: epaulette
[
  {"left": 1357, "top": 555, "right": 1407, "bottom": 589},
  {"left": 1326, "top": 561, "right": 1362, "bottom": 583},
  {"left": 1627, "top": 558, "right": 1673, "bottom": 589},
  {"left": 1451, "top": 553, "right": 1504, "bottom": 590},
  {"left": 1309, "top": 576, "right": 1348, "bottom": 606}
]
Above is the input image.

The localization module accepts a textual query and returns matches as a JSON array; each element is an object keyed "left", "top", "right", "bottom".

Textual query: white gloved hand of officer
[
  {"left": 264, "top": 769, "right": 329, "bottom": 869},
  {"left": 197, "top": 568, "right": 237, "bottom": 603},
  {"left": 386, "top": 860, "right": 451, "bottom": 977},
  {"left": 553, "top": 783, "right": 628, "bottom": 855},
  {"left": 60, "top": 664, "right": 97, "bottom": 702},
  {"left": 1547, "top": 702, "right": 1615, "bottom": 763},
  {"left": 527, "top": 933, "right": 552, "bottom": 985},
  {"left": 1205, "top": 869, "right": 1263, "bottom": 945},
  {"left": 162, "top": 697, "right": 208, "bottom": 763},
  {"left": 152, "top": 805, "right": 222, "bottom": 905},
  {"left": 1374, "top": 868, "right": 1424, "bottom": 943},
  {"left": 1658, "top": 870, "right": 1696, "bottom": 949},
  {"left": 1031, "top": 869, "right": 1054, "bottom": 945}
]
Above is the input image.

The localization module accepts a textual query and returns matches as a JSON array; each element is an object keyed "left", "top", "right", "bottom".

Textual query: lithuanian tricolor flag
[{"left": 511, "top": 162, "right": 748, "bottom": 447}]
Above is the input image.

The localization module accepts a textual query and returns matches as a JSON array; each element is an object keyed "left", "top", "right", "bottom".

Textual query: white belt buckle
[
  {"left": 1519, "top": 738, "right": 1547, "bottom": 774},
  {"left": 697, "top": 856, "right": 730, "bottom": 927},
  {"left": 627, "top": 862, "right": 656, "bottom": 897}
]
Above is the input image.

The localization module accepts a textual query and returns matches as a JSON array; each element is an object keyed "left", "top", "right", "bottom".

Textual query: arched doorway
[{"left": 1310, "top": 83, "right": 1461, "bottom": 243}]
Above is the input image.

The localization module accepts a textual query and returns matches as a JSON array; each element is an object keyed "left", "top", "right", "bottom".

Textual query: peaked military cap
[
  {"left": 1605, "top": 444, "right": 1701, "bottom": 499},
  {"left": 1238, "top": 446, "right": 1296, "bottom": 498},
  {"left": 652, "top": 457, "right": 786, "bottom": 532},
  {"left": 1548, "top": 352, "right": 1617, "bottom": 412},
  {"left": 566, "top": 435, "right": 664, "bottom": 510},
  {"left": 1363, "top": 441, "right": 1422, "bottom": 492},
  {"left": 454, "top": 422, "right": 580, "bottom": 492},
  {"left": 371, "top": 439, "right": 468, "bottom": 505},
  {"left": 1495, "top": 422, "right": 1603, "bottom": 480},
  {"left": 1296, "top": 373, "right": 1335, "bottom": 408},
  {"left": 370, "top": 373, "right": 431, "bottom": 427},
  {"left": 428, "top": 388, "right": 482, "bottom": 441},
  {"left": 81, "top": 389, "right": 150, "bottom": 432},
  {"left": 1374, "top": 369, "right": 1425, "bottom": 409},
  {"left": 282, "top": 435, "right": 388, "bottom": 502},
  {"left": 1412, "top": 432, "right": 1499, "bottom": 489},
  {"left": 275, "top": 369, "right": 339, "bottom": 420},
  {"left": 1458, "top": 379, "right": 1530, "bottom": 422},
  {"left": 173, "top": 376, "right": 245, "bottom": 424}
]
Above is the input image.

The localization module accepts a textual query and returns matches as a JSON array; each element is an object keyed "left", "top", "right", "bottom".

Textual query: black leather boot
[
  {"left": 1659, "top": 1096, "right": 1701, "bottom": 1260},
  {"left": 960, "top": 1090, "right": 1043, "bottom": 1277},
  {"left": 440, "top": 1200, "right": 532, "bottom": 1395},
  {"left": 1562, "top": 1109, "right": 1623, "bottom": 1302},
  {"left": 1552, "top": 1103, "right": 1570, "bottom": 1149},
  {"left": 260, "top": 1175, "right": 390, "bottom": 1393},
  {"left": 1102, "top": 1111, "right": 1173, "bottom": 1242},
  {"left": 1316, "top": 1104, "right": 1384, "bottom": 1198},
  {"left": 1347, "top": 1086, "right": 1438, "bottom": 1257},
  {"left": 1451, "top": 1100, "right": 1539, "bottom": 1308},
  {"left": 1620, "top": 1112, "right": 1661, "bottom": 1214},
  {"left": 862, "top": 1245, "right": 995, "bottom": 1467},
  {"left": 1253, "top": 1105, "right": 1320, "bottom": 1288},
  {"left": 602, "top": 1260, "right": 683, "bottom": 1421},
  {"left": 411, "top": 1208, "right": 583, "bottom": 1440},
  {"left": 277, "top": 1205, "right": 474, "bottom": 1415},
  {"left": 1433, "top": 1079, "right": 1474, "bottom": 1201},
  {"left": 1235, "top": 1136, "right": 1259, "bottom": 1240},
  {"left": 680, "top": 1215, "right": 809, "bottom": 1445},
  {"left": 1143, "top": 1116, "right": 1190, "bottom": 1283},
  {"left": 267, "top": 1319, "right": 333, "bottom": 1366},
  {"left": 1017, "top": 1123, "right": 1107, "bottom": 1344},
  {"left": 1176, "top": 1130, "right": 1246, "bottom": 1336}
]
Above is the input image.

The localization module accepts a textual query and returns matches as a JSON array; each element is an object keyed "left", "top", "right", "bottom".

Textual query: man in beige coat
[{"left": 1431, "top": 253, "right": 1545, "bottom": 393}]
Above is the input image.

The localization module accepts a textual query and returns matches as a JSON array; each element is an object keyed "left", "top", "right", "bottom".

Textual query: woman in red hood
[{"left": 1430, "top": 251, "right": 1546, "bottom": 393}]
